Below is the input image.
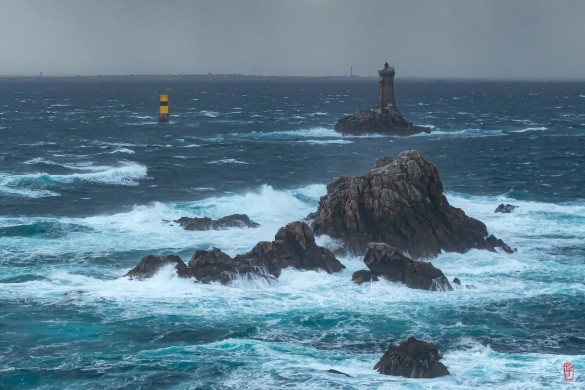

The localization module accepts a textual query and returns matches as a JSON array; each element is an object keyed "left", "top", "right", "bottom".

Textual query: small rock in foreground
[{"left": 374, "top": 337, "right": 450, "bottom": 378}]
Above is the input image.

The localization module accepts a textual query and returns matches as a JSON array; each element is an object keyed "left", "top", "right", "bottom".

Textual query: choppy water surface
[{"left": 1, "top": 78, "right": 584, "bottom": 389}]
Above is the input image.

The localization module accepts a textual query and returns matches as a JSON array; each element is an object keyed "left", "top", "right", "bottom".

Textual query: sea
[{"left": 0, "top": 76, "right": 584, "bottom": 389}]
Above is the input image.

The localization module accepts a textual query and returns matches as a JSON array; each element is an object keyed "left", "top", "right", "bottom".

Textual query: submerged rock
[
  {"left": 309, "top": 150, "right": 513, "bottom": 258},
  {"left": 351, "top": 270, "right": 379, "bottom": 285},
  {"left": 495, "top": 203, "right": 517, "bottom": 213},
  {"left": 174, "top": 214, "right": 259, "bottom": 231},
  {"left": 125, "top": 255, "right": 192, "bottom": 279},
  {"left": 327, "top": 369, "right": 352, "bottom": 377},
  {"left": 374, "top": 337, "right": 450, "bottom": 378},
  {"left": 361, "top": 243, "right": 452, "bottom": 291}
]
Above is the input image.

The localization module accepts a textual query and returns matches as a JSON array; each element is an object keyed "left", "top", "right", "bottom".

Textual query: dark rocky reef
[
  {"left": 126, "top": 221, "right": 345, "bottom": 284},
  {"left": 374, "top": 337, "right": 450, "bottom": 378},
  {"left": 335, "top": 108, "right": 431, "bottom": 136},
  {"left": 353, "top": 243, "right": 452, "bottom": 291},
  {"left": 309, "top": 150, "right": 514, "bottom": 258},
  {"left": 495, "top": 203, "right": 517, "bottom": 213},
  {"left": 174, "top": 214, "right": 259, "bottom": 231}
]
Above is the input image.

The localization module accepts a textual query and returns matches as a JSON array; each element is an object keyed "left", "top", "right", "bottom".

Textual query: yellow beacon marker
[{"left": 159, "top": 94, "right": 169, "bottom": 122}]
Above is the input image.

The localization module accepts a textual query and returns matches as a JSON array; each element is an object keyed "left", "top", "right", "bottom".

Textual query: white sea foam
[
  {"left": 414, "top": 128, "right": 505, "bottom": 138},
  {"left": 207, "top": 158, "right": 249, "bottom": 165},
  {"left": 509, "top": 126, "right": 548, "bottom": 133},
  {"left": 200, "top": 110, "right": 219, "bottom": 117},
  {"left": 0, "top": 162, "right": 147, "bottom": 198},
  {"left": 108, "top": 148, "right": 135, "bottom": 154},
  {"left": 296, "top": 139, "right": 353, "bottom": 145},
  {"left": 0, "top": 184, "right": 326, "bottom": 258},
  {"left": 240, "top": 127, "right": 343, "bottom": 139}
]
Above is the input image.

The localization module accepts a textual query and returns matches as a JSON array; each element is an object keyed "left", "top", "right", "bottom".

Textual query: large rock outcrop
[
  {"left": 126, "top": 221, "right": 345, "bottom": 284},
  {"left": 309, "top": 150, "right": 514, "bottom": 258},
  {"left": 374, "top": 337, "right": 450, "bottom": 378},
  {"left": 335, "top": 108, "right": 430, "bottom": 137},
  {"left": 357, "top": 243, "right": 452, "bottom": 291}
]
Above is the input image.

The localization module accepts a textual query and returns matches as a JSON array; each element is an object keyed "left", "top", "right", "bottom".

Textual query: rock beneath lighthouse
[{"left": 335, "top": 108, "right": 431, "bottom": 136}]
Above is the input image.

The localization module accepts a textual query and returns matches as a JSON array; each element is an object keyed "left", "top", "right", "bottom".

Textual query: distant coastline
[{"left": 1, "top": 74, "right": 581, "bottom": 82}]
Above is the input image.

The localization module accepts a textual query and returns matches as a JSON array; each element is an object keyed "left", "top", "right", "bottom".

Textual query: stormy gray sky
[{"left": 2, "top": 0, "right": 585, "bottom": 79}]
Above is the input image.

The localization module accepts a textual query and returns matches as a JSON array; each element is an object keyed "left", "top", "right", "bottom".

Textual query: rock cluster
[
  {"left": 335, "top": 108, "right": 431, "bottom": 137},
  {"left": 309, "top": 150, "right": 514, "bottom": 258},
  {"left": 374, "top": 337, "right": 450, "bottom": 378},
  {"left": 125, "top": 221, "right": 344, "bottom": 284},
  {"left": 353, "top": 243, "right": 452, "bottom": 291}
]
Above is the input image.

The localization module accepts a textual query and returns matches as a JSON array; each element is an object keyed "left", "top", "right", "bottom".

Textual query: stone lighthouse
[
  {"left": 378, "top": 62, "right": 396, "bottom": 110},
  {"left": 334, "top": 62, "right": 431, "bottom": 136}
]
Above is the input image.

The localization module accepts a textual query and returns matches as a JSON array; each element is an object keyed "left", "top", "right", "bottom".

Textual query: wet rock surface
[
  {"left": 374, "top": 337, "right": 450, "bottom": 378},
  {"left": 125, "top": 255, "right": 192, "bottom": 279},
  {"left": 174, "top": 214, "right": 259, "bottom": 231},
  {"left": 335, "top": 108, "right": 431, "bottom": 136},
  {"left": 360, "top": 243, "right": 452, "bottom": 291},
  {"left": 495, "top": 203, "right": 518, "bottom": 213},
  {"left": 309, "top": 150, "right": 514, "bottom": 258},
  {"left": 126, "top": 221, "right": 344, "bottom": 284}
]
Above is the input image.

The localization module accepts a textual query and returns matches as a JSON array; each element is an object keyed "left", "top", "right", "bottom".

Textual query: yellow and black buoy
[{"left": 158, "top": 94, "right": 169, "bottom": 122}]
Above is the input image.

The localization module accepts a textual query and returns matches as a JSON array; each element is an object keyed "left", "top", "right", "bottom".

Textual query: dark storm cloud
[{"left": 1, "top": 0, "right": 584, "bottom": 79}]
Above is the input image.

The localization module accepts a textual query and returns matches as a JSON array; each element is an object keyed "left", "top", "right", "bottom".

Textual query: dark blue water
[{"left": 1, "top": 77, "right": 584, "bottom": 389}]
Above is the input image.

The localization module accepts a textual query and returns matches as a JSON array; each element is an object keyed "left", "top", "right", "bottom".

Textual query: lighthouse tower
[{"left": 378, "top": 62, "right": 396, "bottom": 110}]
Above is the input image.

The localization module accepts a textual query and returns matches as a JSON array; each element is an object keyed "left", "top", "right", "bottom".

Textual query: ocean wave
[
  {"left": 238, "top": 127, "right": 343, "bottom": 139},
  {"left": 108, "top": 148, "right": 135, "bottom": 154},
  {"left": 414, "top": 128, "right": 505, "bottom": 138},
  {"left": 0, "top": 184, "right": 326, "bottom": 259},
  {"left": 207, "top": 158, "right": 249, "bottom": 165},
  {"left": 0, "top": 161, "right": 147, "bottom": 198},
  {"left": 296, "top": 139, "right": 354, "bottom": 145},
  {"left": 508, "top": 126, "right": 548, "bottom": 133},
  {"left": 199, "top": 110, "right": 219, "bottom": 118}
]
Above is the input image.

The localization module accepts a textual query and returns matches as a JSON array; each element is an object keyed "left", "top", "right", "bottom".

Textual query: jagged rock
[
  {"left": 495, "top": 203, "right": 517, "bottom": 213},
  {"left": 309, "top": 150, "right": 513, "bottom": 258},
  {"left": 125, "top": 255, "right": 192, "bottom": 279},
  {"left": 174, "top": 214, "right": 259, "bottom": 231},
  {"left": 127, "top": 221, "right": 344, "bottom": 285},
  {"left": 363, "top": 243, "right": 452, "bottom": 291},
  {"left": 335, "top": 109, "right": 430, "bottom": 136},
  {"left": 373, "top": 156, "right": 394, "bottom": 168},
  {"left": 235, "top": 221, "right": 345, "bottom": 278},
  {"left": 352, "top": 270, "right": 380, "bottom": 285},
  {"left": 486, "top": 234, "right": 516, "bottom": 254},
  {"left": 187, "top": 248, "right": 266, "bottom": 285},
  {"left": 452, "top": 277, "right": 461, "bottom": 286},
  {"left": 374, "top": 337, "right": 450, "bottom": 378}
]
